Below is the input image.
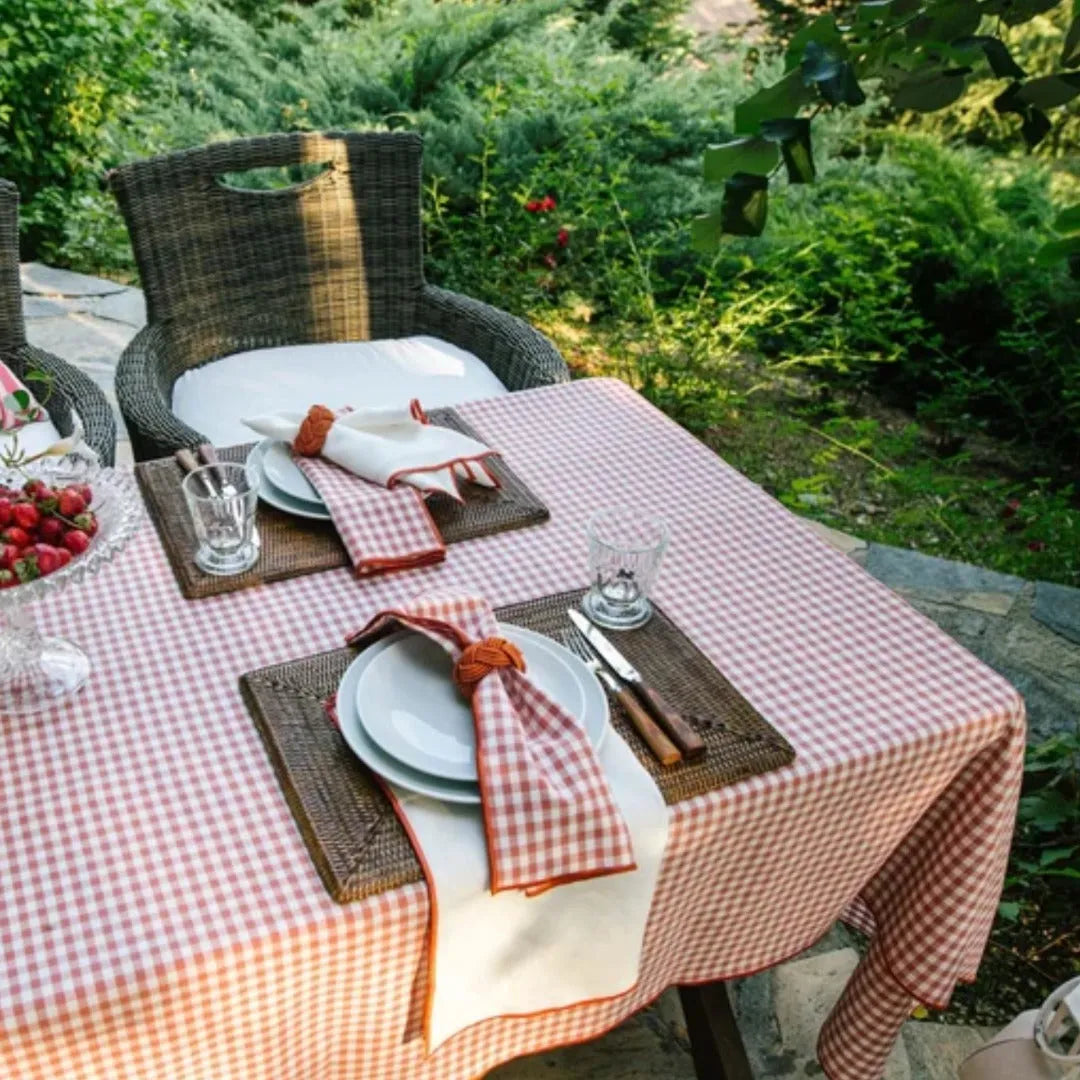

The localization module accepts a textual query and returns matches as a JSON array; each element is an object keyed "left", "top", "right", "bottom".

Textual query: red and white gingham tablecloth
[{"left": 0, "top": 378, "right": 1024, "bottom": 1080}]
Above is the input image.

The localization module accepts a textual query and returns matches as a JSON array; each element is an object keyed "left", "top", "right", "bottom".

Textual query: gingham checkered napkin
[
  {"left": 349, "top": 594, "right": 637, "bottom": 893},
  {"left": 295, "top": 455, "right": 446, "bottom": 577}
]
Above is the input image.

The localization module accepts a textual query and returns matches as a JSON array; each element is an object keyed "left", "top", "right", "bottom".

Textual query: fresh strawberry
[
  {"left": 22, "top": 479, "right": 47, "bottom": 500},
  {"left": 13, "top": 555, "right": 39, "bottom": 583},
  {"left": 0, "top": 498, "right": 12, "bottom": 528},
  {"left": 35, "top": 493, "right": 58, "bottom": 515},
  {"left": 73, "top": 511, "right": 98, "bottom": 537},
  {"left": 73, "top": 483, "right": 93, "bottom": 506},
  {"left": 0, "top": 568, "right": 16, "bottom": 588},
  {"left": 0, "top": 543, "right": 20, "bottom": 569},
  {"left": 54, "top": 547, "right": 72, "bottom": 568},
  {"left": 12, "top": 503, "right": 40, "bottom": 531},
  {"left": 57, "top": 488, "right": 86, "bottom": 517},
  {"left": 37, "top": 517, "right": 64, "bottom": 544},
  {"left": 1, "top": 526, "right": 31, "bottom": 549},
  {"left": 61, "top": 529, "right": 90, "bottom": 555},
  {"left": 31, "top": 544, "right": 60, "bottom": 575}
]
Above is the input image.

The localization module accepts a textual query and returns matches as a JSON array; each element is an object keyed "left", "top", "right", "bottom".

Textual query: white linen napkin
[
  {"left": 386, "top": 729, "right": 668, "bottom": 1052},
  {"left": 243, "top": 402, "right": 499, "bottom": 499}
]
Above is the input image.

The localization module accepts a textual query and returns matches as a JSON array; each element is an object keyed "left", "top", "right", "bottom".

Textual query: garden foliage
[
  {"left": 0, "top": 0, "right": 166, "bottom": 256},
  {"left": 8, "top": 0, "right": 1080, "bottom": 476}
]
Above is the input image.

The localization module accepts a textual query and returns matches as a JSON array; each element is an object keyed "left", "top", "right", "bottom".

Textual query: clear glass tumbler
[
  {"left": 182, "top": 463, "right": 259, "bottom": 575},
  {"left": 582, "top": 507, "right": 669, "bottom": 629}
]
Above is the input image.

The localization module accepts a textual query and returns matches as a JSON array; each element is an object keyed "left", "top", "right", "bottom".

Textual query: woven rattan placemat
[
  {"left": 136, "top": 409, "right": 549, "bottom": 599},
  {"left": 240, "top": 588, "right": 796, "bottom": 903}
]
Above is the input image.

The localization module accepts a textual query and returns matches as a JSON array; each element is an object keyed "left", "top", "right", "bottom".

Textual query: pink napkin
[
  {"left": 295, "top": 456, "right": 445, "bottom": 577},
  {"left": 349, "top": 594, "right": 637, "bottom": 894}
]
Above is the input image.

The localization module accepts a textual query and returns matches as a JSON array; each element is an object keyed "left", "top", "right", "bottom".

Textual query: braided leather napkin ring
[
  {"left": 293, "top": 405, "right": 336, "bottom": 456},
  {"left": 453, "top": 637, "right": 526, "bottom": 698}
]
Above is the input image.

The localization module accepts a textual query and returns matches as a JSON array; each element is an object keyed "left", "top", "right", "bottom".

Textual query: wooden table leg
[{"left": 678, "top": 982, "right": 754, "bottom": 1080}]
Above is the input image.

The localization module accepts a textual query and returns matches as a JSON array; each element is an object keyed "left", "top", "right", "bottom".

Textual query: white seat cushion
[{"left": 171, "top": 336, "right": 508, "bottom": 447}]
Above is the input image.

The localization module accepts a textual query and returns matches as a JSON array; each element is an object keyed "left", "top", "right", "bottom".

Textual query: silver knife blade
[{"left": 567, "top": 610, "right": 642, "bottom": 684}]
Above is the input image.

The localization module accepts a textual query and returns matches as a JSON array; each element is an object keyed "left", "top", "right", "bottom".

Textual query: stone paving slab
[
  {"left": 904, "top": 1021, "right": 996, "bottom": 1080},
  {"left": 865, "top": 544, "right": 1025, "bottom": 606},
  {"left": 20, "top": 261, "right": 127, "bottom": 297},
  {"left": 774, "top": 949, "right": 911, "bottom": 1079},
  {"left": 1033, "top": 581, "right": 1080, "bottom": 646}
]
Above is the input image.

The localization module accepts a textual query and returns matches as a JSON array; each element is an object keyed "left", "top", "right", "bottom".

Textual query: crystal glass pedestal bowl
[{"left": 0, "top": 459, "right": 141, "bottom": 716}]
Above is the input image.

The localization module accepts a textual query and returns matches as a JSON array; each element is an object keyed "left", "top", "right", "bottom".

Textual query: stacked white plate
[
  {"left": 335, "top": 624, "right": 610, "bottom": 804},
  {"left": 245, "top": 439, "right": 331, "bottom": 520}
]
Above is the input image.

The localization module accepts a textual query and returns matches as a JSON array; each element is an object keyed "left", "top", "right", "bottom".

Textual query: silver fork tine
[{"left": 562, "top": 627, "right": 599, "bottom": 669}]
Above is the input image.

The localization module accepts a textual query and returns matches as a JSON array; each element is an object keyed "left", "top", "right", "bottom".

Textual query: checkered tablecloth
[{"left": 0, "top": 378, "right": 1024, "bottom": 1080}]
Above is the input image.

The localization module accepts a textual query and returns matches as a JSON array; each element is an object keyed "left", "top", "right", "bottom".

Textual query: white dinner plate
[
  {"left": 354, "top": 624, "right": 608, "bottom": 783},
  {"left": 245, "top": 440, "right": 332, "bottom": 522},
  {"left": 336, "top": 640, "right": 481, "bottom": 805},
  {"left": 260, "top": 439, "right": 325, "bottom": 505}
]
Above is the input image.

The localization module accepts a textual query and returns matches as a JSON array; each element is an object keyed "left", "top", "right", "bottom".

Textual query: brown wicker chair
[
  {"left": 105, "top": 131, "right": 570, "bottom": 462},
  {"left": 0, "top": 181, "right": 116, "bottom": 465}
]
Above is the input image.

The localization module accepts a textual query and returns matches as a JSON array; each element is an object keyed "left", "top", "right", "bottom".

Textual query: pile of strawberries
[{"left": 0, "top": 479, "right": 97, "bottom": 587}]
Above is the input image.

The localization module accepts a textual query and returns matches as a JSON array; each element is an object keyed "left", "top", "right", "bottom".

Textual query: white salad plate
[
  {"left": 336, "top": 625, "right": 609, "bottom": 802},
  {"left": 260, "top": 439, "right": 325, "bottom": 505},
  {"left": 354, "top": 624, "right": 608, "bottom": 784},
  {"left": 336, "top": 641, "right": 480, "bottom": 805},
  {"left": 245, "top": 440, "right": 332, "bottom": 522}
]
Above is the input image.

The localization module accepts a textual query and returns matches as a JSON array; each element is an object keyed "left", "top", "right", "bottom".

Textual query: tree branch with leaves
[{"left": 694, "top": 0, "right": 1080, "bottom": 266}]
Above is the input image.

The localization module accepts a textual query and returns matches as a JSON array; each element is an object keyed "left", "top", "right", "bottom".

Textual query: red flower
[
  {"left": 1027, "top": 540, "right": 1047, "bottom": 552},
  {"left": 1001, "top": 498, "right": 1021, "bottom": 519},
  {"left": 524, "top": 199, "right": 543, "bottom": 213},
  {"left": 539, "top": 195, "right": 557, "bottom": 212},
  {"left": 542, "top": 252, "right": 558, "bottom": 270},
  {"left": 556, "top": 227, "right": 570, "bottom": 248}
]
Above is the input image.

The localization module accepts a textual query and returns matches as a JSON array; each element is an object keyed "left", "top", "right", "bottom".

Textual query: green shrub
[
  {"left": 60, "top": 0, "right": 741, "bottom": 280},
  {"left": 0, "top": 0, "right": 166, "bottom": 257},
  {"left": 43, "top": 0, "right": 1080, "bottom": 470},
  {"left": 729, "top": 132, "right": 1080, "bottom": 458},
  {"left": 579, "top": 0, "right": 692, "bottom": 59}
]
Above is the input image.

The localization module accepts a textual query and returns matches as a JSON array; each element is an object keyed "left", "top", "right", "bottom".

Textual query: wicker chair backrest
[
  {"left": 106, "top": 131, "right": 425, "bottom": 363},
  {"left": 0, "top": 180, "right": 27, "bottom": 355}
]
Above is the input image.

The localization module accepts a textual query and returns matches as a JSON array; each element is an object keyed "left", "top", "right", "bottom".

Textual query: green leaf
[
  {"left": 855, "top": 0, "right": 917, "bottom": 26},
  {"left": 892, "top": 69, "right": 969, "bottom": 111},
  {"left": 1018, "top": 788, "right": 1076, "bottom": 830},
  {"left": 690, "top": 212, "right": 725, "bottom": 252},
  {"left": 993, "top": 82, "right": 1054, "bottom": 148},
  {"left": 855, "top": 0, "right": 895, "bottom": 23},
  {"left": 986, "top": 0, "right": 1063, "bottom": 26},
  {"left": 735, "top": 70, "right": 816, "bottom": 134},
  {"left": 703, "top": 138, "right": 779, "bottom": 184},
  {"left": 1017, "top": 73, "right": 1080, "bottom": 109},
  {"left": 1039, "top": 845, "right": 1077, "bottom": 867},
  {"left": 800, "top": 42, "right": 866, "bottom": 106},
  {"left": 1063, "top": 15, "right": 1080, "bottom": 67},
  {"left": 1053, "top": 203, "right": 1080, "bottom": 232},
  {"left": 1035, "top": 234, "right": 1080, "bottom": 264},
  {"left": 952, "top": 35, "right": 1027, "bottom": 79},
  {"left": 802, "top": 40, "right": 842, "bottom": 84},
  {"left": 907, "top": 5, "right": 982, "bottom": 42},
  {"left": 786, "top": 14, "right": 845, "bottom": 70},
  {"left": 997, "top": 901, "right": 1021, "bottom": 922},
  {"left": 11, "top": 389, "right": 30, "bottom": 409},
  {"left": 760, "top": 117, "right": 816, "bottom": 183},
  {"left": 819, "top": 62, "right": 867, "bottom": 107},
  {"left": 721, "top": 173, "right": 769, "bottom": 237},
  {"left": 1022, "top": 107, "right": 1053, "bottom": 148}
]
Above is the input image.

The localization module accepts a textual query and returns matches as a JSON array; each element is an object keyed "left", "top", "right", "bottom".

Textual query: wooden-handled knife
[{"left": 568, "top": 609, "right": 706, "bottom": 760}]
